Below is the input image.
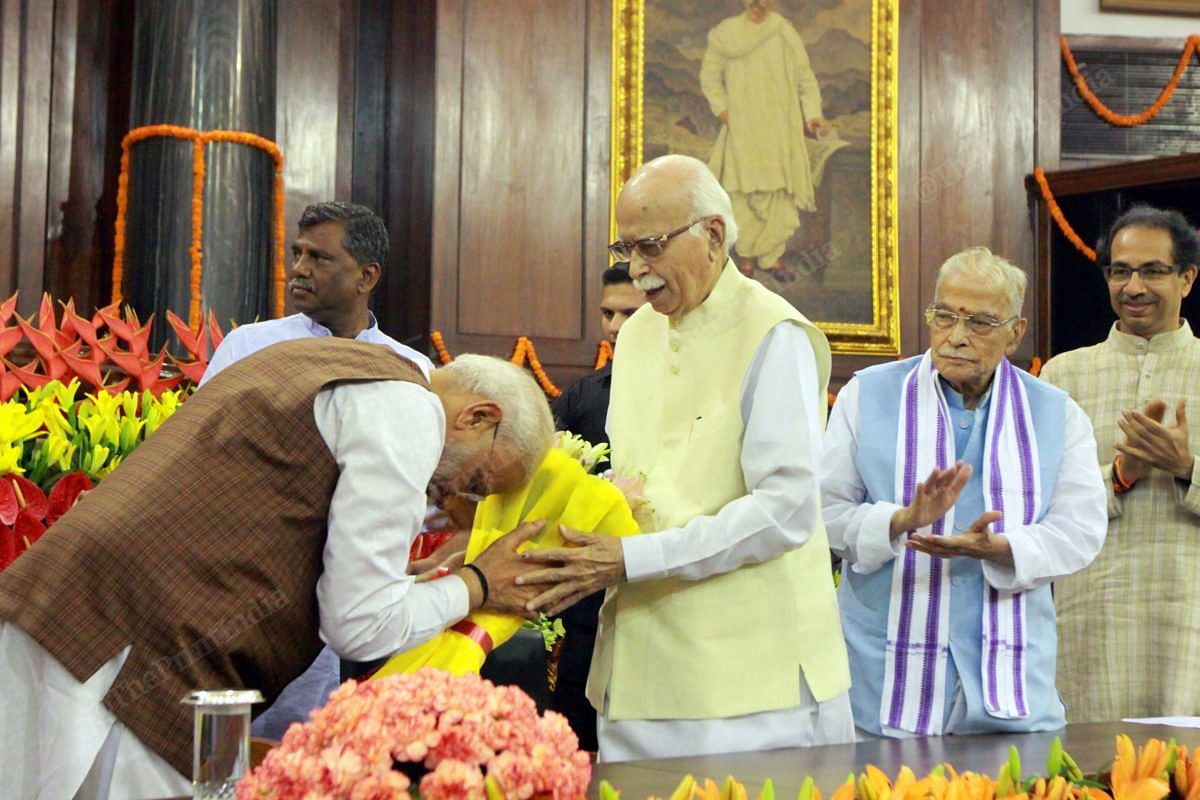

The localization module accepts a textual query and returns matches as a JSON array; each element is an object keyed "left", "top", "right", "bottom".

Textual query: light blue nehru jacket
[{"left": 838, "top": 356, "right": 1068, "bottom": 736}]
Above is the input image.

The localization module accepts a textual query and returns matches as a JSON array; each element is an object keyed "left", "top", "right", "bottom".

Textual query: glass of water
[{"left": 182, "top": 689, "right": 264, "bottom": 800}]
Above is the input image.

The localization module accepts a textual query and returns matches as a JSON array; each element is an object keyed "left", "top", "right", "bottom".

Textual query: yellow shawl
[{"left": 370, "top": 447, "right": 638, "bottom": 679}]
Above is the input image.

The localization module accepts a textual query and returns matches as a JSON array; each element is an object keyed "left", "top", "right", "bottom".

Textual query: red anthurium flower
[
  {"left": 0, "top": 478, "right": 18, "bottom": 526},
  {"left": 46, "top": 472, "right": 93, "bottom": 527},
  {"left": 0, "top": 525, "right": 16, "bottom": 571},
  {"left": 8, "top": 474, "right": 49, "bottom": 521},
  {"left": 13, "top": 510, "right": 46, "bottom": 554}
]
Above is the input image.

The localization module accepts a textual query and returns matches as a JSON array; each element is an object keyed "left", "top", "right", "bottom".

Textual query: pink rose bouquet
[{"left": 237, "top": 669, "right": 590, "bottom": 800}]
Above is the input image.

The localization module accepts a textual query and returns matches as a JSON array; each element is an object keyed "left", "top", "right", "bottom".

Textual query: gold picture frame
[
  {"left": 611, "top": 0, "right": 900, "bottom": 355},
  {"left": 1099, "top": 0, "right": 1200, "bottom": 14}
]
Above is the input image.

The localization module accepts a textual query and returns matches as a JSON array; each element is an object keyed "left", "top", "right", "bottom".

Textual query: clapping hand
[
  {"left": 907, "top": 510, "right": 1013, "bottom": 567},
  {"left": 889, "top": 462, "right": 973, "bottom": 540},
  {"left": 1116, "top": 398, "right": 1193, "bottom": 481}
]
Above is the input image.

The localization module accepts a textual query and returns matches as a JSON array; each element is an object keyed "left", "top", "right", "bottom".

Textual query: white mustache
[
  {"left": 633, "top": 275, "right": 666, "bottom": 292},
  {"left": 289, "top": 278, "right": 315, "bottom": 292}
]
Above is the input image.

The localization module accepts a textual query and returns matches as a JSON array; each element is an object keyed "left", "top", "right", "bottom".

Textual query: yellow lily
[
  {"left": 0, "top": 403, "right": 45, "bottom": 446},
  {"left": 0, "top": 443, "right": 24, "bottom": 475},
  {"left": 667, "top": 775, "right": 696, "bottom": 800}
]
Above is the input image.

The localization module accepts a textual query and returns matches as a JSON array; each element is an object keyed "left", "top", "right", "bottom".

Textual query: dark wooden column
[{"left": 124, "top": 0, "right": 276, "bottom": 341}]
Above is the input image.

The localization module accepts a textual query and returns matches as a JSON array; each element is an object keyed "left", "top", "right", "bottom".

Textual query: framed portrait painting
[{"left": 611, "top": 0, "right": 900, "bottom": 355}]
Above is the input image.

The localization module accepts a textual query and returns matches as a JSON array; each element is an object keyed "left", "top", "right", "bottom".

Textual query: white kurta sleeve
[
  {"left": 314, "top": 380, "right": 470, "bottom": 661},
  {"left": 821, "top": 377, "right": 905, "bottom": 574},
  {"left": 620, "top": 321, "right": 825, "bottom": 582},
  {"left": 981, "top": 398, "right": 1108, "bottom": 592}
]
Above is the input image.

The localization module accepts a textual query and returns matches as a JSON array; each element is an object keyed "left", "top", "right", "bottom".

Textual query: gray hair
[
  {"left": 436, "top": 354, "right": 554, "bottom": 479},
  {"left": 934, "top": 246, "right": 1028, "bottom": 318}
]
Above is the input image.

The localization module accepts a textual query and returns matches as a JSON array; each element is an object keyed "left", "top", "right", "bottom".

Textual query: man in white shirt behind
[
  {"left": 200, "top": 200, "right": 434, "bottom": 385},
  {"left": 199, "top": 201, "right": 434, "bottom": 737}
]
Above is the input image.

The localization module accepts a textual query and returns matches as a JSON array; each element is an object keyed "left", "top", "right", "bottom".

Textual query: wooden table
[{"left": 587, "top": 722, "right": 1200, "bottom": 799}]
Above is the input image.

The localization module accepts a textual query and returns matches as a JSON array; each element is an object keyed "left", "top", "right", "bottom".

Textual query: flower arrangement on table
[
  {"left": 237, "top": 668, "right": 591, "bottom": 800},
  {"left": 368, "top": 434, "right": 640, "bottom": 681},
  {"left": 0, "top": 377, "right": 188, "bottom": 571},
  {"left": 589, "top": 734, "right": 1199, "bottom": 800}
]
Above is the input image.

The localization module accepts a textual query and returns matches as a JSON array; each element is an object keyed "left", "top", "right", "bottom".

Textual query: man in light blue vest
[{"left": 821, "top": 247, "right": 1107, "bottom": 737}]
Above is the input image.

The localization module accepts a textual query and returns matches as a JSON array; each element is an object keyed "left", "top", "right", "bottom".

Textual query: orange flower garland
[
  {"left": 433, "top": 333, "right": 617, "bottom": 398},
  {"left": 1033, "top": 167, "right": 1097, "bottom": 262},
  {"left": 112, "top": 125, "right": 286, "bottom": 330},
  {"left": 1061, "top": 34, "right": 1200, "bottom": 128},
  {"left": 594, "top": 340, "right": 613, "bottom": 370},
  {"left": 509, "top": 336, "right": 562, "bottom": 398},
  {"left": 431, "top": 331, "right": 453, "bottom": 366}
]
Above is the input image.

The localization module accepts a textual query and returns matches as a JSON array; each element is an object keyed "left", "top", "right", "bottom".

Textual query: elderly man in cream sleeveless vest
[
  {"left": 519, "top": 154, "right": 852, "bottom": 761},
  {"left": 701, "top": 0, "right": 837, "bottom": 283}
]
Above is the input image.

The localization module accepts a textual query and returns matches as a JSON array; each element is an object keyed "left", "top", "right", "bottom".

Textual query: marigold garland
[
  {"left": 431, "top": 331, "right": 453, "bottom": 366},
  {"left": 1061, "top": 34, "right": 1200, "bottom": 128},
  {"left": 1033, "top": 168, "right": 1097, "bottom": 262},
  {"left": 111, "top": 125, "right": 286, "bottom": 331},
  {"left": 594, "top": 340, "right": 613, "bottom": 370},
  {"left": 434, "top": 333, "right": 613, "bottom": 398}
]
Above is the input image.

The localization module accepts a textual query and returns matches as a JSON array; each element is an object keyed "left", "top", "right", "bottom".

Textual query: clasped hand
[{"left": 514, "top": 526, "right": 626, "bottom": 617}]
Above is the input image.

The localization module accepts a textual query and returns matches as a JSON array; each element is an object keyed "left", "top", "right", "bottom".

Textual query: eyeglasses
[
  {"left": 456, "top": 421, "right": 500, "bottom": 503},
  {"left": 924, "top": 306, "right": 1019, "bottom": 337},
  {"left": 608, "top": 218, "right": 707, "bottom": 261},
  {"left": 1102, "top": 263, "right": 1183, "bottom": 284}
]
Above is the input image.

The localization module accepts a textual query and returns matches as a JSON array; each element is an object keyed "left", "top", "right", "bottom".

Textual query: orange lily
[
  {"left": 1109, "top": 736, "right": 1170, "bottom": 800},
  {"left": 1174, "top": 745, "right": 1200, "bottom": 800},
  {"left": 830, "top": 775, "right": 857, "bottom": 800}
]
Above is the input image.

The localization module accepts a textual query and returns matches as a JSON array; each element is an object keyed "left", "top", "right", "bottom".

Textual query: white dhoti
[{"left": 0, "top": 623, "right": 190, "bottom": 800}]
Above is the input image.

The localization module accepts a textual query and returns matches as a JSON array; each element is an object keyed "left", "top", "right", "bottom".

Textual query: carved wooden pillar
[{"left": 123, "top": 0, "right": 276, "bottom": 343}]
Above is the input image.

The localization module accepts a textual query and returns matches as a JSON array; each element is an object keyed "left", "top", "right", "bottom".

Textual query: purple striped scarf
[{"left": 880, "top": 353, "right": 1037, "bottom": 736}]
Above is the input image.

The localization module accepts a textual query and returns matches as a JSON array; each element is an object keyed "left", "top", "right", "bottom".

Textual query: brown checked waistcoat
[{"left": 0, "top": 337, "right": 427, "bottom": 777}]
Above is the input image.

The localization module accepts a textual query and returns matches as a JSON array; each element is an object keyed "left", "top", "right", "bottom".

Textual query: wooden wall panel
[
  {"left": 2, "top": 0, "right": 133, "bottom": 317},
  {"left": 456, "top": 0, "right": 586, "bottom": 340},
  {"left": 276, "top": 0, "right": 342, "bottom": 236},
  {"left": 903, "top": 0, "right": 1057, "bottom": 367},
  {"left": 0, "top": 0, "right": 22, "bottom": 293}
]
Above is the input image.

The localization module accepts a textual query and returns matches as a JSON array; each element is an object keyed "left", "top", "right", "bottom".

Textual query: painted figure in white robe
[{"left": 700, "top": 0, "right": 832, "bottom": 282}]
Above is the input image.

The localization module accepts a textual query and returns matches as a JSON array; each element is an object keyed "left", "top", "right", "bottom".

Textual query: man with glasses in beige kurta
[{"left": 1040, "top": 205, "right": 1200, "bottom": 721}]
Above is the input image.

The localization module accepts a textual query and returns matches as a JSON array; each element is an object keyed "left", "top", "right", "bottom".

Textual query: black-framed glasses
[
  {"left": 1102, "top": 263, "right": 1184, "bottom": 284},
  {"left": 456, "top": 421, "right": 500, "bottom": 503},
  {"left": 924, "top": 305, "right": 1019, "bottom": 337},
  {"left": 608, "top": 218, "right": 707, "bottom": 261}
]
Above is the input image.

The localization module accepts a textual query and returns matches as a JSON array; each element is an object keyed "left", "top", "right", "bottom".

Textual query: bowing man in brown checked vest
[{"left": 0, "top": 338, "right": 555, "bottom": 800}]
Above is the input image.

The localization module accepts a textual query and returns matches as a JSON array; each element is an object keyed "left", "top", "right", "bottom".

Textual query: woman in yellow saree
[{"left": 369, "top": 446, "right": 638, "bottom": 680}]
